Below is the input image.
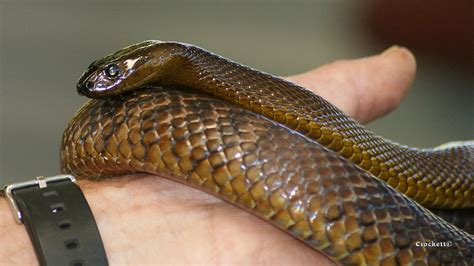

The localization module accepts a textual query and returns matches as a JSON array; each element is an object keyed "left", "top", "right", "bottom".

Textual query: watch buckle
[{"left": 4, "top": 175, "right": 77, "bottom": 224}]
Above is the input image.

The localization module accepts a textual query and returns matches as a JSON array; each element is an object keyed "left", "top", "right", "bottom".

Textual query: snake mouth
[
  {"left": 76, "top": 69, "right": 115, "bottom": 98},
  {"left": 76, "top": 78, "right": 94, "bottom": 97},
  {"left": 76, "top": 79, "right": 102, "bottom": 98},
  {"left": 76, "top": 82, "right": 88, "bottom": 96},
  {"left": 76, "top": 69, "right": 95, "bottom": 96}
]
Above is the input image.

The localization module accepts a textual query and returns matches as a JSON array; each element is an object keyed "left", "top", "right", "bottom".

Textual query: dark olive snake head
[{"left": 77, "top": 40, "right": 171, "bottom": 98}]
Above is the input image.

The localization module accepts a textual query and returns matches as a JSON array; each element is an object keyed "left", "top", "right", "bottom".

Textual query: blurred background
[{"left": 0, "top": 0, "right": 472, "bottom": 185}]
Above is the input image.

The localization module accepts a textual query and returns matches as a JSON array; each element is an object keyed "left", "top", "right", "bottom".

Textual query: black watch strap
[{"left": 4, "top": 175, "right": 108, "bottom": 266}]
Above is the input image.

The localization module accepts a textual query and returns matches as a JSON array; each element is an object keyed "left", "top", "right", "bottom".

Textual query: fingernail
[{"left": 382, "top": 45, "right": 400, "bottom": 56}]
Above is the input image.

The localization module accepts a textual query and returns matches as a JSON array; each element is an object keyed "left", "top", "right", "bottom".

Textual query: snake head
[{"left": 77, "top": 40, "right": 162, "bottom": 98}]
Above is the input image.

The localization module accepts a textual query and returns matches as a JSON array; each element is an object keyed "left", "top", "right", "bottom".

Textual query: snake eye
[{"left": 104, "top": 63, "right": 121, "bottom": 79}]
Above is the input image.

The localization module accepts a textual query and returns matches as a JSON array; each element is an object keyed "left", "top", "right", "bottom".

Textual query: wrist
[
  {"left": 1, "top": 175, "right": 331, "bottom": 265},
  {"left": 0, "top": 176, "right": 113, "bottom": 265},
  {"left": 0, "top": 196, "right": 36, "bottom": 264}
]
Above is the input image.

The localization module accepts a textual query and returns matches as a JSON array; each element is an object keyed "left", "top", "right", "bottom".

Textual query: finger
[{"left": 285, "top": 46, "right": 417, "bottom": 124}]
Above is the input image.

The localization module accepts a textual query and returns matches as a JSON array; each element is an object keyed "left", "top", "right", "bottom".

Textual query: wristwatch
[{"left": 3, "top": 175, "right": 108, "bottom": 266}]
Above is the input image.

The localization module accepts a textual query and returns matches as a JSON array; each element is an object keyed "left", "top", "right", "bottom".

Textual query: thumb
[{"left": 285, "top": 46, "right": 417, "bottom": 124}]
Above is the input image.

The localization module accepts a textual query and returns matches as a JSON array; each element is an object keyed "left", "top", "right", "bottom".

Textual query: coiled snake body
[{"left": 61, "top": 41, "right": 473, "bottom": 265}]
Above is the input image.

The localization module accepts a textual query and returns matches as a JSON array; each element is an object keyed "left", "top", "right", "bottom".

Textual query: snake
[{"left": 60, "top": 41, "right": 473, "bottom": 265}]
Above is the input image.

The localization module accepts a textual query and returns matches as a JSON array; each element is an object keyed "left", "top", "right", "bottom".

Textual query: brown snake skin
[{"left": 61, "top": 41, "right": 474, "bottom": 265}]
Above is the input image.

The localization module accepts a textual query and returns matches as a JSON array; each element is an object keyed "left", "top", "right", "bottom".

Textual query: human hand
[{"left": 0, "top": 46, "right": 416, "bottom": 265}]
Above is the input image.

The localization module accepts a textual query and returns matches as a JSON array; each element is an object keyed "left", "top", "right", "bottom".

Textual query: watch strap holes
[
  {"left": 50, "top": 203, "right": 65, "bottom": 213},
  {"left": 43, "top": 190, "right": 59, "bottom": 197},
  {"left": 70, "top": 260, "right": 85, "bottom": 266},
  {"left": 65, "top": 239, "right": 80, "bottom": 249},
  {"left": 59, "top": 220, "right": 71, "bottom": 230}
]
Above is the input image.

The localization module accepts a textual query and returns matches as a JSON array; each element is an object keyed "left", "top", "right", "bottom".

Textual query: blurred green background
[{"left": 0, "top": 0, "right": 472, "bottom": 185}]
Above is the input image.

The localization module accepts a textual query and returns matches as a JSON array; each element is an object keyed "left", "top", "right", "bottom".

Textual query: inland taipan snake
[{"left": 60, "top": 41, "right": 473, "bottom": 265}]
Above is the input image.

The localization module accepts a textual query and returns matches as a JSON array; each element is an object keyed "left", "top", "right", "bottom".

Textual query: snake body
[{"left": 61, "top": 41, "right": 473, "bottom": 264}]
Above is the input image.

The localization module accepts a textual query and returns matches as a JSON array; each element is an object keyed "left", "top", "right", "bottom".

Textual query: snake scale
[{"left": 60, "top": 41, "right": 473, "bottom": 265}]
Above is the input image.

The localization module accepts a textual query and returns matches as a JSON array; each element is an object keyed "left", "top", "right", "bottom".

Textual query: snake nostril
[{"left": 85, "top": 81, "right": 95, "bottom": 90}]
